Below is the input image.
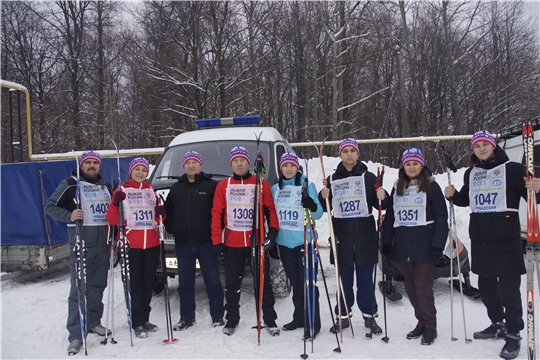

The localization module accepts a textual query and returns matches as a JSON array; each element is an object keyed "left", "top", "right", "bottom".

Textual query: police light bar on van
[{"left": 195, "top": 116, "right": 262, "bottom": 128}]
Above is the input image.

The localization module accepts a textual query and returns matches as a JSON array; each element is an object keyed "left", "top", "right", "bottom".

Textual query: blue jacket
[{"left": 271, "top": 174, "right": 323, "bottom": 248}]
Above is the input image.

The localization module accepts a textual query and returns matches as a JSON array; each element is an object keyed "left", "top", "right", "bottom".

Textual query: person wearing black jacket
[
  {"left": 382, "top": 148, "right": 448, "bottom": 346},
  {"left": 318, "top": 138, "right": 390, "bottom": 335},
  {"left": 164, "top": 151, "right": 224, "bottom": 331},
  {"left": 445, "top": 130, "right": 540, "bottom": 360}
]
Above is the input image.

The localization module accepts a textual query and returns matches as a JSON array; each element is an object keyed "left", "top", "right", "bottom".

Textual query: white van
[
  {"left": 497, "top": 116, "right": 540, "bottom": 234},
  {"left": 149, "top": 116, "right": 293, "bottom": 296}
]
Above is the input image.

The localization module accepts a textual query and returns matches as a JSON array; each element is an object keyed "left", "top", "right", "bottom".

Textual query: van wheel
[
  {"left": 153, "top": 273, "right": 165, "bottom": 294},
  {"left": 270, "top": 264, "right": 290, "bottom": 297}
]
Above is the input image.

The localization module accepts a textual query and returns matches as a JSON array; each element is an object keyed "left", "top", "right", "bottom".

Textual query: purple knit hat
[
  {"left": 471, "top": 130, "right": 497, "bottom": 152},
  {"left": 279, "top": 152, "right": 300, "bottom": 170},
  {"left": 338, "top": 138, "right": 360, "bottom": 156},
  {"left": 401, "top": 147, "right": 425, "bottom": 167},
  {"left": 229, "top": 146, "right": 250, "bottom": 165},
  {"left": 129, "top": 157, "right": 149, "bottom": 175},
  {"left": 183, "top": 150, "right": 203, "bottom": 167},
  {"left": 80, "top": 150, "right": 101, "bottom": 166}
]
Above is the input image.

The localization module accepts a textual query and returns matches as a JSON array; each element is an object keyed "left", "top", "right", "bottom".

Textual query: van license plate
[{"left": 165, "top": 257, "right": 200, "bottom": 269}]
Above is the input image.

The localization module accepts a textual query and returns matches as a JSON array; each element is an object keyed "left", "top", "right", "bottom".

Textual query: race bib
[
  {"left": 79, "top": 181, "right": 111, "bottom": 226},
  {"left": 274, "top": 186, "right": 303, "bottom": 231},
  {"left": 226, "top": 183, "right": 256, "bottom": 231},
  {"left": 393, "top": 185, "right": 431, "bottom": 227},
  {"left": 122, "top": 187, "right": 157, "bottom": 229},
  {"left": 331, "top": 176, "right": 369, "bottom": 218},
  {"left": 469, "top": 163, "right": 513, "bottom": 213}
]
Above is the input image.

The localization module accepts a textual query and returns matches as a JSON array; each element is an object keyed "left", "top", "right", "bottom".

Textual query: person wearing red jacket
[
  {"left": 106, "top": 157, "right": 166, "bottom": 339},
  {"left": 211, "top": 146, "right": 280, "bottom": 336}
]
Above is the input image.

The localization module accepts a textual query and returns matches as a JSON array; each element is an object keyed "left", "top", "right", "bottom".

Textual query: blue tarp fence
[{"left": 1, "top": 157, "right": 134, "bottom": 246}]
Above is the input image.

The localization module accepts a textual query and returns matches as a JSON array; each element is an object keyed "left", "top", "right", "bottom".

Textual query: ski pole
[
  {"left": 158, "top": 212, "right": 178, "bottom": 344},
  {"left": 442, "top": 147, "right": 471, "bottom": 343},
  {"left": 312, "top": 228, "right": 341, "bottom": 353},
  {"left": 301, "top": 209, "right": 309, "bottom": 359},
  {"left": 318, "top": 138, "right": 354, "bottom": 340}
]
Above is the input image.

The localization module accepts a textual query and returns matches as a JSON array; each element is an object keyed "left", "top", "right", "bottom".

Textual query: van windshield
[{"left": 152, "top": 140, "right": 271, "bottom": 183}]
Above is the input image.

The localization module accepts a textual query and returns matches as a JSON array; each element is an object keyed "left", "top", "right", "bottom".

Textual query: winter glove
[
  {"left": 382, "top": 245, "right": 393, "bottom": 257},
  {"left": 430, "top": 247, "right": 443, "bottom": 261},
  {"left": 301, "top": 194, "right": 318, "bottom": 212},
  {"left": 213, "top": 244, "right": 224, "bottom": 255},
  {"left": 264, "top": 227, "right": 278, "bottom": 252},
  {"left": 269, "top": 246, "right": 280, "bottom": 260},
  {"left": 112, "top": 190, "right": 126, "bottom": 206},
  {"left": 155, "top": 205, "right": 166, "bottom": 218}
]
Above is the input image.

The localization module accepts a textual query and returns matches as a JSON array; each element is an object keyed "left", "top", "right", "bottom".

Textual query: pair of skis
[
  {"left": 112, "top": 141, "right": 133, "bottom": 347},
  {"left": 250, "top": 132, "right": 267, "bottom": 345},
  {"left": 301, "top": 158, "right": 318, "bottom": 358},
  {"left": 442, "top": 147, "right": 471, "bottom": 344},
  {"left": 370, "top": 166, "right": 389, "bottom": 342},
  {"left": 523, "top": 120, "right": 539, "bottom": 360},
  {"left": 301, "top": 154, "right": 342, "bottom": 357},
  {"left": 72, "top": 152, "right": 88, "bottom": 356}
]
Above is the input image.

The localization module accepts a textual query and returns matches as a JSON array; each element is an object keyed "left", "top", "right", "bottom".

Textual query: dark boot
[
  {"left": 282, "top": 321, "right": 302, "bottom": 331},
  {"left": 421, "top": 329, "right": 437, "bottom": 346},
  {"left": 500, "top": 333, "right": 521, "bottom": 360},
  {"left": 329, "top": 318, "right": 350, "bottom": 334},
  {"left": 364, "top": 318, "right": 382, "bottom": 335},
  {"left": 406, "top": 324, "right": 425, "bottom": 339}
]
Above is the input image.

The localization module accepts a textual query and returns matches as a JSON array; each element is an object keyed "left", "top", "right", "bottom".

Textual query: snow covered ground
[{"left": 1, "top": 157, "right": 531, "bottom": 359}]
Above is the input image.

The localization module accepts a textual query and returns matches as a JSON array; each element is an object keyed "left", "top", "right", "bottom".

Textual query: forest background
[{"left": 2, "top": 1, "right": 540, "bottom": 170}]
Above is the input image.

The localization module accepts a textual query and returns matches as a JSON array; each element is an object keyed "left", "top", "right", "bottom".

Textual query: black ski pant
[
  {"left": 129, "top": 246, "right": 160, "bottom": 329},
  {"left": 67, "top": 242, "right": 109, "bottom": 342},
  {"left": 335, "top": 253, "right": 378, "bottom": 319},
  {"left": 223, "top": 246, "right": 277, "bottom": 325},
  {"left": 279, "top": 244, "right": 321, "bottom": 332},
  {"left": 401, "top": 261, "right": 437, "bottom": 330},
  {"left": 478, "top": 275, "right": 523, "bottom": 334}
]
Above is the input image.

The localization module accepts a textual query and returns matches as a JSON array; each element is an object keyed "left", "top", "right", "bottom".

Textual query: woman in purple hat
[
  {"left": 445, "top": 130, "right": 540, "bottom": 359},
  {"left": 106, "top": 157, "right": 166, "bottom": 339},
  {"left": 382, "top": 147, "right": 448, "bottom": 345}
]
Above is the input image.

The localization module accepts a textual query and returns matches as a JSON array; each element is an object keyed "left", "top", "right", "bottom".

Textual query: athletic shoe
[
  {"left": 500, "top": 333, "right": 521, "bottom": 360},
  {"left": 89, "top": 324, "right": 111, "bottom": 336},
  {"left": 473, "top": 322, "right": 506, "bottom": 340},
  {"left": 67, "top": 339, "right": 82, "bottom": 356},
  {"left": 144, "top": 321, "right": 159, "bottom": 332},
  {"left": 173, "top": 319, "right": 195, "bottom": 331},
  {"left": 265, "top": 320, "right": 280, "bottom": 336},
  {"left": 222, "top": 320, "right": 238, "bottom": 336},
  {"left": 212, "top": 317, "right": 225, "bottom": 327},
  {"left": 134, "top": 325, "right": 148, "bottom": 339}
]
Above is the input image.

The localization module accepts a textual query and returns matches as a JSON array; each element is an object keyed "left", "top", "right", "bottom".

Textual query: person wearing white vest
[
  {"left": 106, "top": 157, "right": 166, "bottom": 339},
  {"left": 46, "top": 150, "right": 113, "bottom": 355},
  {"left": 381, "top": 147, "right": 448, "bottom": 346},
  {"left": 319, "top": 138, "right": 389, "bottom": 336},
  {"left": 271, "top": 152, "right": 323, "bottom": 340},
  {"left": 445, "top": 130, "right": 540, "bottom": 360}
]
